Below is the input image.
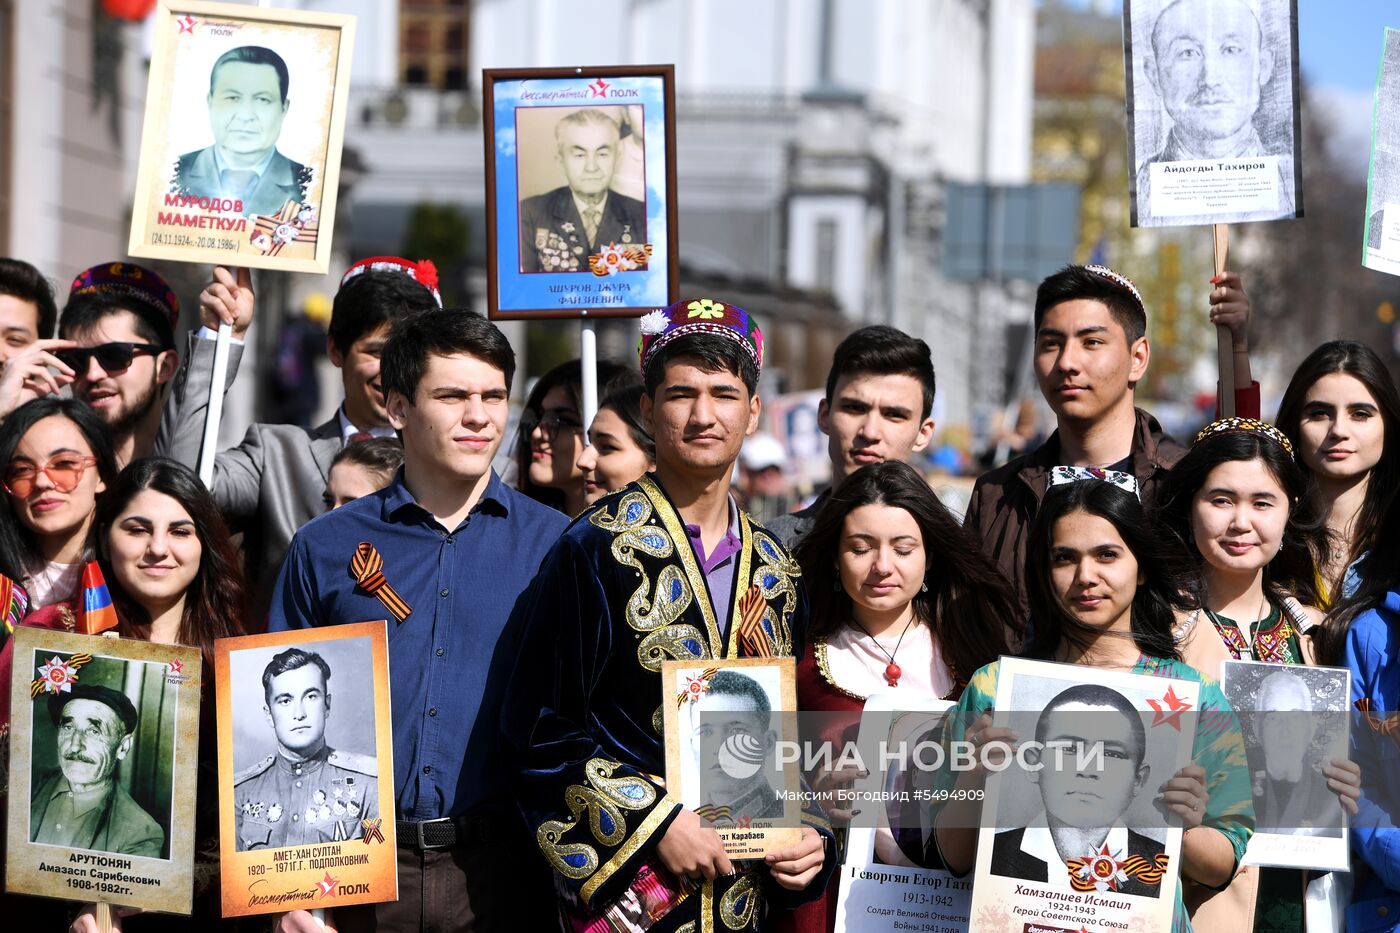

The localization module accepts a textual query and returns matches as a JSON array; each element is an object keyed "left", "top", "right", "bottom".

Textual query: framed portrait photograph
[
  {"left": 127, "top": 0, "right": 356, "bottom": 273},
  {"left": 483, "top": 65, "right": 679, "bottom": 319},
  {"left": 1220, "top": 659, "right": 1350, "bottom": 870},
  {"left": 833, "top": 693, "right": 971, "bottom": 933},
  {"left": 1123, "top": 0, "right": 1303, "bottom": 227},
  {"left": 1364, "top": 28, "right": 1400, "bottom": 275},
  {"left": 5, "top": 627, "right": 202, "bottom": 915},
  {"left": 214, "top": 621, "right": 395, "bottom": 918},
  {"left": 967, "top": 658, "right": 1199, "bottom": 933},
  {"left": 660, "top": 658, "right": 801, "bottom": 859}
]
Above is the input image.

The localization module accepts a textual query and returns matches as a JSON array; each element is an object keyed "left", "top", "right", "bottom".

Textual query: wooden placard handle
[
  {"left": 1213, "top": 223, "right": 1234, "bottom": 418},
  {"left": 95, "top": 903, "right": 114, "bottom": 933}
]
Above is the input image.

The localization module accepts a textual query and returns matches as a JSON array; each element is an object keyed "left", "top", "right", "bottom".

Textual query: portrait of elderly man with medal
[
  {"left": 232, "top": 646, "right": 378, "bottom": 850},
  {"left": 518, "top": 107, "right": 647, "bottom": 273}
]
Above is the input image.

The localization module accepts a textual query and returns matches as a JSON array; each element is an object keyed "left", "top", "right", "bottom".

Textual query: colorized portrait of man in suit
[
  {"left": 171, "top": 45, "right": 312, "bottom": 218},
  {"left": 519, "top": 108, "right": 647, "bottom": 273},
  {"left": 989, "top": 684, "right": 1165, "bottom": 897},
  {"left": 30, "top": 684, "right": 165, "bottom": 858}
]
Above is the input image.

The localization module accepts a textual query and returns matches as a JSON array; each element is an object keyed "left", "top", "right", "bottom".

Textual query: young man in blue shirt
[{"left": 267, "top": 308, "right": 567, "bottom": 932}]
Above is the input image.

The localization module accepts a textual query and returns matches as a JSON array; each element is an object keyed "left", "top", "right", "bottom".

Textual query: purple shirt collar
[{"left": 683, "top": 497, "right": 742, "bottom": 573}]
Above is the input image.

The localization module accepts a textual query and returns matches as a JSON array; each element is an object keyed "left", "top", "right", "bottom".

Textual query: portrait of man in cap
[
  {"left": 171, "top": 44, "right": 312, "bottom": 218},
  {"left": 30, "top": 683, "right": 165, "bottom": 858},
  {"left": 232, "top": 646, "right": 377, "bottom": 850},
  {"left": 1129, "top": 0, "right": 1298, "bottom": 225},
  {"left": 518, "top": 107, "right": 648, "bottom": 273}
]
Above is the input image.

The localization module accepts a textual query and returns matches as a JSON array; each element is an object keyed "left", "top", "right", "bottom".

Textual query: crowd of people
[{"left": 0, "top": 252, "right": 1394, "bottom": 933}]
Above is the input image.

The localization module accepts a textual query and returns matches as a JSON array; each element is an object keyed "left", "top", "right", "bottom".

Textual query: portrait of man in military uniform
[
  {"left": 29, "top": 683, "right": 165, "bottom": 858},
  {"left": 688, "top": 670, "right": 786, "bottom": 826},
  {"left": 518, "top": 107, "right": 648, "bottom": 273},
  {"left": 233, "top": 647, "right": 377, "bottom": 851}
]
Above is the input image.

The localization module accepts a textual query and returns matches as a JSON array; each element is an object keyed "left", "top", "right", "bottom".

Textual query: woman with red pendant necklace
[
  {"left": 775, "top": 461, "right": 1020, "bottom": 933},
  {"left": 1157, "top": 419, "right": 1360, "bottom": 933}
]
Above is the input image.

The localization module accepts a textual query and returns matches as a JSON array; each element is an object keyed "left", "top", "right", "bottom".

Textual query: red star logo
[
  {"left": 737, "top": 815, "right": 753, "bottom": 829},
  {"left": 588, "top": 78, "right": 609, "bottom": 98},
  {"left": 168, "top": 659, "right": 183, "bottom": 674},
  {"left": 1147, "top": 685, "right": 1193, "bottom": 731},
  {"left": 317, "top": 871, "right": 339, "bottom": 898},
  {"left": 177, "top": 15, "right": 196, "bottom": 34}
]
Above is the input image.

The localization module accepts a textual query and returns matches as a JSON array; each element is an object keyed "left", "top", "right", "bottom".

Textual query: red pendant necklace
[{"left": 850, "top": 614, "right": 918, "bottom": 687}]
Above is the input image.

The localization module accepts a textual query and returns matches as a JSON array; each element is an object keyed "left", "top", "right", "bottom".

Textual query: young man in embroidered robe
[{"left": 501, "top": 298, "right": 833, "bottom": 930}]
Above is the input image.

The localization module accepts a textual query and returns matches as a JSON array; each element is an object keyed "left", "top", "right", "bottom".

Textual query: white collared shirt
[
  {"left": 337, "top": 406, "right": 397, "bottom": 446},
  {"left": 1019, "top": 823, "right": 1130, "bottom": 891}
]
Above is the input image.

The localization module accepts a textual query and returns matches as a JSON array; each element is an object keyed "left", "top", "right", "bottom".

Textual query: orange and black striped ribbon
[
  {"left": 1356, "top": 697, "right": 1400, "bottom": 735},
  {"left": 1065, "top": 852, "right": 1170, "bottom": 892},
  {"left": 361, "top": 818, "right": 385, "bottom": 845},
  {"left": 736, "top": 586, "right": 772, "bottom": 658},
  {"left": 349, "top": 542, "right": 413, "bottom": 622}
]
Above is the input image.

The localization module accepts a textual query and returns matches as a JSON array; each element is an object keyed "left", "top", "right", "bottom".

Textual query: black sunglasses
[{"left": 55, "top": 342, "right": 164, "bottom": 374}]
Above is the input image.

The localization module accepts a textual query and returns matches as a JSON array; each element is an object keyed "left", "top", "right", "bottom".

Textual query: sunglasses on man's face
[{"left": 54, "top": 342, "right": 163, "bottom": 375}]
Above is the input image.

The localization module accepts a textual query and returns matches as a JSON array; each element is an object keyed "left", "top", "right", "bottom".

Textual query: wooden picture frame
[
  {"left": 127, "top": 0, "right": 356, "bottom": 273},
  {"left": 6, "top": 628, "right": 203, "bottom": 915},
  {"left": 214, "top": 621, "right": 396, "bottom": 917},
  {"left": 483, "top": 65, "right": 679, "bottom": 320}
]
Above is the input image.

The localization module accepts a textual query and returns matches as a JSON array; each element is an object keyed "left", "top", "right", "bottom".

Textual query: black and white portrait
[
  {"left": 988, "top": 683, "right": 1168, "bottom": 896},
  {"left": 1221, "top": 660, "right": 1349, "bottom": 869},
  {"left": 1364, "top": 28, "right": 1400, "bottom": 275},
  {"left": 1124, "top": 0, "right": 1302, "bottom": 227},
  {"left": 681, "top": 668, "right": 786, "bottom": 827},
  {"left": 27, "top": 654, "right": 173, "bottom": 860},
  {"left": 874, "top": 711, "right": 947, "bottom": 870},
  {"left": 225, "top": 639, "right": 379, "bottom": 851},
  {"left": 515, "top": 105, "right": 648, "bottom": 274}
]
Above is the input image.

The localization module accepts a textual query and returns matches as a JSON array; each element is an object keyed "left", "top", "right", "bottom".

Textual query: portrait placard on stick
[
  {"left": 214, "top": 622, "right": 396, "bottom": 917},
  {"left": 5, "top": 628, "right": 202, "bottom": 915},
  {"left": 833, "top": 693, "right": 971, "bottom": 933},
  {"left": 1123, "top": 0, "right": 1303, "bottom": 227},
  {"left": 483, "top": 65, "right": 679, "bottom": 319},
  {"left": 660, "top": 658, "right": 801, "bottom": 859},
  {"left": 967, "top": 658, "right": 1198, "bottom": 933},
  {"left": 1220, "top": 659, "right": 1350, "bottom": 871},
  {"left": 128, "top": 1, "right": 355, "bottom": 273},
  {"left": 1364, "top": 28, "right": 1400, "bottom": 275}
]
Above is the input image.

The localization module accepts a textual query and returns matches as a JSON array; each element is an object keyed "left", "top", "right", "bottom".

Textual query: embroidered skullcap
[
  {"left": 1083, "top": 264, "right": 1147, "bottom": 318},
  {"left": 1193, "top": 416, "right": 1294, "bottom": 459},
  {"left": 69, "top": 262, "right": 179, "bottom": 335},
  {"left": 340, "top": 256, "right": 442, "bottom": 307},
  {"left": 637, "top": 298, "right": 763, "bottom": 377}
]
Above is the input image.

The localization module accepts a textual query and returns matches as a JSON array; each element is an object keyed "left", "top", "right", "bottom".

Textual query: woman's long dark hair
[
  {"left": 1156, "top": 429, "right": 1326, "bottom": 607},
  {"left": 0, "top": 397, "right": 118, "bottom": 583},
  {"left": 1275, "top": 340, "right": 1400, "bottom": 571},
  {"left": 1025, "top": 481, "right": 1200, "bottom": 662},
  {"left": 95, "top": 459, "right": 248, "bottom": 665},
  {"left": 1319, "top": 484, "right": 1400, "bottom": 665},
  {"left": 512, "top": 358, "right": 628, "bottom": 510},
  {"left": 795, "top": 461, "right": 1019, "bottom": 684}
]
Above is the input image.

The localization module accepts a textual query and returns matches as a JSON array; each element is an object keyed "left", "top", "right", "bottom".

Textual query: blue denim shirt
[{"left": 267, "top": 470, "right": 567, "bottom": 821}]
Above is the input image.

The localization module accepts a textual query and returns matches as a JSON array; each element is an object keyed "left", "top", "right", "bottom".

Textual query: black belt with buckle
[{"left": 396, "top": 810, "right": 497, "bottom": 850}]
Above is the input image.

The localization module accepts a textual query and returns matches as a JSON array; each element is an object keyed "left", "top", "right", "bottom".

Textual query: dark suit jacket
[
  {"left": 518, "top": 186, "right": 647, "bottom": 272},
  {"left": 990, "top": 826, "right": 1165, "bottom": 898},
  {"left": 173, "top": 146, "right": 311, "bottom": 217}
]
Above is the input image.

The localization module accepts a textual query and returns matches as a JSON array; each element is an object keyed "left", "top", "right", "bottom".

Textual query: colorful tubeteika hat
[
  {"left": 1083, "top": 264, "right": 1146, "bottom": 317},
  {"left": 637, "top": 298, "right": 763, "bottom": 376},
  {"left": 1193, "top": 416, "right": 1294, "bottom": 459},
  {"left": 340, "top": 256, "right": 442, "bottom": 307},
  {"left": 69, "top": 262, "right": 180, "bottom": 335}
]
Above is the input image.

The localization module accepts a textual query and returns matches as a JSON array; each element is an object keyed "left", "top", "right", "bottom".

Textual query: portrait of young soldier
[
  {"left": 689, "top": 670, "right": 784, "bottom": 826},
  {"left": 989, "top": 684, "right": 1165, "bottom": 897},
  {"left": 30, "top": 682, "right": 165, "bottom": 858},
  {"left": 172, "top": 45, "right": 312, "bottom": 218},
  {"left": 233, "top": 647, "right": 378, "bottom": 851},
  {"left": 518, "top": 107, "right": 647, "bottom": 272}
]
